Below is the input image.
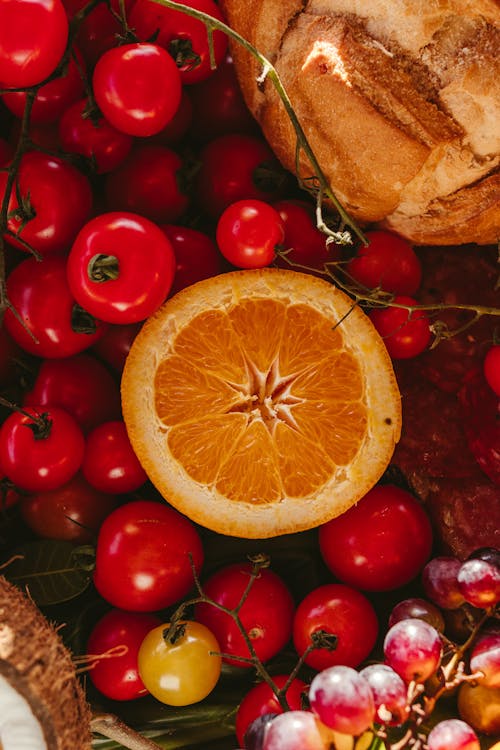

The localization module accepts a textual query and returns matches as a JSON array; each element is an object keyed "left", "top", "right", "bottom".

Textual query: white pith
[{"left": 0, "top": 675, "right": 47, "bottom": 750}]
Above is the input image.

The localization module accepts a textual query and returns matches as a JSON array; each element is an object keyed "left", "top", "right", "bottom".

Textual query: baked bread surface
[{"left": 220, "top": 0, "right": 500, "bottom": 244}]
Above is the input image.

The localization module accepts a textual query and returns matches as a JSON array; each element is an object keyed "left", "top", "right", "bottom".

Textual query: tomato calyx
[
  {"left": 87, "top": 253, "right": 120, "bottom": 282},
  {"left": 310, "top": 629, "right": 338, "bottom": 652},
  {"left": 252, "top": 161, "right": 289, "bottom": 195},
  {"left": 8, "top": 187, "right": 37, "bottom": 234},
  {"left": 164, "top": 621, "right": 188, "bottom": 645},
  {"left": 168, "top": 38, "right": 202, "bottom": 73},
  {"left": 71, "top": 303, "right": 100, "bottom": 334}
]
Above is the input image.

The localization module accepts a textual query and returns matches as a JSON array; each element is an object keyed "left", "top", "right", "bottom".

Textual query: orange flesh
[{"left": 154, "top": 298, "right": 367, "bottom": 505}]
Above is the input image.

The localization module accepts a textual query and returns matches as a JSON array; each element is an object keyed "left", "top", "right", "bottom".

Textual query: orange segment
[
  {"left": 167, "top": 413, "right": 249, "bottom": 485},
  {"left": 215, "top": 419, "right": 283, "bottom": 505},
  {"left": 155, "top": 355, "right": 243, "bottom": 425},
  {"left": 121, "top": 268, "right": 402, "bottom": 539},
  {"left": 227, "top": 298, "right": 287, "bottom": 374},
  {"left": 173, "top": 309, "right": 249, "bottom": 386},
  {"left": 279, "top": 304, "right": 344, "bottom": 376}
]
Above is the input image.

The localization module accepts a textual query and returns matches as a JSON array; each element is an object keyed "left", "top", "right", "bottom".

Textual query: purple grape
[
  {"left": 421, "top": 556, "right": 465, "bottom": 610},
  {"left": 426, "top": 718, "right": 480, "bottom": 750},
  {"left": 308, "top": 665, "right": 375, "bottom": 736},
  {"left": 467, "top": 546, "right": 500, "bottom": 571},
  {"left": 359, "top": 663, "right": 409, "bottom": 726},
  {"left": 244, "top": 713, "right": 277, "bottom": 750},
  {"left": 457, "top": 558, "right": 500, "bottom": 608},
  {"left": 388, "top": 597, "right": 445, "bottom": 632},
  {"left": 469, "top": 627, "right": 500, "bottom": 688},
  {"left": 383, "top": 618, "right": 442, "bottom": 684},
  {"left": 262, "top": 710, "right": 330, "bottom": 750}
]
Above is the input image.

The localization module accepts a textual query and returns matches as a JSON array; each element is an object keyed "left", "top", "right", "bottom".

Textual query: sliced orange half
[{"left": 121, "top": 268, "right": 401, "bottom": 539}]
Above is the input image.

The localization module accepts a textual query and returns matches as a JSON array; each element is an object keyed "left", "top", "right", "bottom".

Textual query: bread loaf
[{"left": 219, "top": 0, "right": 500, "bottom": 245}]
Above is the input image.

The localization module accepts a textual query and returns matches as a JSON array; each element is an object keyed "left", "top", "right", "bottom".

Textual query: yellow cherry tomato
[{"left": 137, "top": 620, "right": 222, "bottom": 706}]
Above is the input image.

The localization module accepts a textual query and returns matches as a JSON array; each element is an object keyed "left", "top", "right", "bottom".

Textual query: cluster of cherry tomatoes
[{"left": 0, "top": 1, "right": 499, "bottom": 749}]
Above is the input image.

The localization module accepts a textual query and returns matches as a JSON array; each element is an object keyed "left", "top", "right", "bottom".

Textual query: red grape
[
  {"left": 383, "top": 618, "right": 442, "bottom": 684},
  {"left": 469, "top": 628, "right": 500, "bottom": 688},
  {"left": 426, "top": 719, "right": 480, "bottom": 750},
  {"left": 388, "top": 597, "right": 445, "bottom": 632},
  {"left": 359, "top": 663, "right": 409, "bottom": 726},
  {"left": 262, "top": 711, "right": 330, "bottom": 750},
  {"left": 308, "top": 665, "right": 375, "bottom": 736},
  {"left": 421, "top": 556, "right": 465, "bottom": 610},
  {"left": 457, "top": 558, "right": 500, "bottom": 608}
]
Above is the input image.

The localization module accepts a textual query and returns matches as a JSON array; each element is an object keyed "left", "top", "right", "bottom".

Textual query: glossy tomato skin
[
  {"left": 82, "top": 420, "right": 148, "bottom": 494},
  {"left": 2, "top": 50, "right": 84, "bottom": 124},
  {"left": 91, "top": 321, "right": 143, "bottom": 374},
  {"left": 273, "top": 199, "right": 339, "bottom": 272},
  {"left": 93, "top": 499, "right": 204, "bottom": 612},
  {"left": 484, "top": 345, "right": 500, "bottom": 397},
  {"left": 20, "top": 472, "right": 119, "bottom": 543},
  {"left": 4, "top": 256, "right": 107, "bottom": 358},
  {"left": 292, "top": 583, "right": 379, "bottom": 671},
  {"left": 235, "top": 675, "right": 307, "bottom": 747},
  {"left": 92, "top": 43, "right": 182, "bottom": 137},
  {"left": 370, "top": 295, "right": 431, "bottom": 360},
  {"left": 161, "top": 224, "right": 223, "bottom": 296},
  {"left": 319, "top": 484, "right": 433, "bottom": 592},
  {"left": 346, "top": 230, "right": 422, "bottom": 296},
  {"left": 105, "top": 145, "right": 189, "bottom": 224},
  {"left": 216, "top": 199, "right": 284, "bottom": 269},
  {"left": 138, "top": 620, "right": 222, "bottom": 706},
  {"left": 58, "top": 99, "right": 133, "bottom": 174},
  {"left": 195, "top": 562, "right": 295, "bottom": 667},
  {"left": 188, "top": 57, "right": 258, "bottom": 143},
  {"left": 129, "top": 0, "right": 228, "bottom": 85},
  {"left": 0, "top": 151, "right": 93, "bottom": 255},
  {"left": 195, "top": 134, "right": 287, "bottom": 218},
  {"left": 87, "top": 608, "right": 162, "bottom": 701},
  {"left": 66, "top": 212, "right": 176, "bottom": 324},
  {"left": 0, "top": 405, "right": 85, "bottom": 493},
  {"left": 23, "top": 353, "right": 121, "bottom": 433},
  {"left": 0, "top": 0, "right": 68, "bottom": 88}
]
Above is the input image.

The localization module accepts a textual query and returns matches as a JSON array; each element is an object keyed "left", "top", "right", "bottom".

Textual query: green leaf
[{"left": 3, "top": 540, "right": 94, "bottom": 606}]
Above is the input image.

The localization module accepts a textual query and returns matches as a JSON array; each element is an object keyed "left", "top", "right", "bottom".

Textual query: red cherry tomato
[
  {"left": 235, "top": 675, "right": 307, "bottom": 747},
  {"left": 195, "top": 562, "right": 295, "bottom": 668},
  {"left": 92, "top": 43, "right": 182, "bottom": 137},
  {"left": 369, "top": 296, "right": 431, "bottom": 359},
  {"left": 292, "top": 583, "right": 379, "bottom": 671},
  {"left": 346, "top": 230, "right": 422, "bottom": 295},
  {"left": 91, "top": 322, "right": 143, "bottom": 374},
  {"left": 2, "top": 50, "right": 84, "bottom": 124},
  {"left": 129, "top": 0, "right": 228, "bottom": 85},
  {"left": 23, "top": 353, "right": 122, "bottom": 433},
  {"left": 62, "top": 0, "right": 135, "bottom": 67},
  {"left": 0, "top": 0, "right": 68, "bottom": 88},
  {"left": 4, "top": 256, "right": 107, "bottom": 359},
  {"left": 87, "top": 608, "right": 161, "bottom": 701},
  {"left": 483, "top": 345, "right": 500, "bottom": 397},
  {"left": 161, "top": 224, "right": 223, "bottom": 296},
  {"left": 66, "top": 212, "right": 176, "bottom": 324},
  {"left": 142, "top": 89, "right": 194, "bottom": 147},
  {"left": 59, "top": 99, "right": 133, "bottom": 174},
  {"left": 0, "top": 405, "right": 84, "bottom": 493},
  {"left": 195, "top": 134, "right": 287, "bottom": 218},
  {"left": 273, "top": 199, "right": 340, "bottom": 273},
  {"left": 82, "top": 420, "right": 148, "bottom": 494},
  {"left": 319, "top": 484, "right": 433, "bottom": 591},
  {"left": 105, "top": 145, "right": 189, "bottom": 224},
  {"left": 188, "top": 57, "right": 258, "bottom": 143},
  {"left": 216, "top": 199, "right": 284, "bottom": 269},
  {"left": 0, "top": 151, "right": 93, "bottom": 255},
  {"left": 20, "top": 473, "right": 118, "bottom": 543},
  {"left": 459, "top": 368, "right": 500, "bottom": 486},
  {"left": 93, "top": 499, "right": 204, "bottom": 612}
]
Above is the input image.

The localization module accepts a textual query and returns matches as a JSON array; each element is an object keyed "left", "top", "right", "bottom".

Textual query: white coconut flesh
[{"left": 0, "top": 674, "right": 47, "bottom": 750}]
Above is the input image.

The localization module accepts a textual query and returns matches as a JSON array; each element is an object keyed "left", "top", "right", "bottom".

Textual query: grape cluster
[{"left": 239, "top": 547, "right": 500, "bottom": 750}]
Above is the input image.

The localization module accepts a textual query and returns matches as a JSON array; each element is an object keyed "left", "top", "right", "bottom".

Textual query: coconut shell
[{"left": 0, "top": 575, "right": 92, "bottom": 750}]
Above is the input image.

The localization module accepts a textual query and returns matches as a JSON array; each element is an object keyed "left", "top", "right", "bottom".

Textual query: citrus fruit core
[{"left": 121, "top": 268, "right": 401, "bottom": 538}]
